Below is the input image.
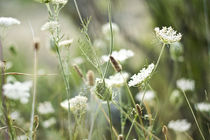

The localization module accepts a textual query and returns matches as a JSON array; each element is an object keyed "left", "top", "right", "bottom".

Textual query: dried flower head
[
  {"left": 0, "top": 17, "right": 21, "bottom": 27},
  {"left": 195, "top": 102, "right": 210, "bottom": 112},
  {"left": 128, "top": 63, "right": 154, "bottom": 87},
  {"left": 41, "top": 21, "right": 59, "bottom": 32},
  {"left": 110, "top": 56, "right": 122, "bottom": 72},
  {"left": 58, "top": 39, "right": 73, "bottom": 47},
  {"left": 154, "top": 26, "right": 182, "bottom": 44},
  {"left": 168, "top": 119, "right": 191, "bottom": 132},
  {"left": 60, "top": 95, "right": 88, "bottom": 115},
  {"left": 51, "top": 0, "right": 68, "bottom": 5},
  {"left": 38, "top": 101, "right": 55, "bottom": 115},
  {"left": 176, "top": 78, "right": 195, "bottom": 92}
]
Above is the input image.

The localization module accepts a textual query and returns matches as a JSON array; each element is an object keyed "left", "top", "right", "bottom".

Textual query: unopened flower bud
[
  {"left": 110, "top": 56, "right": 122, "bottom": 72},
  {"left": 86, "top": 70, "right": 95, "bottom": 86}
]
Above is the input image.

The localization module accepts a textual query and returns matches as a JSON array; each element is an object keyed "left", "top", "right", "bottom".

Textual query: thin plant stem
[
  {"left": 107, "top": 100, "right": 114, "bottom": 140},
  {"left": 181, "top": 90, "right": 205, "bottom": 140},
  {"left": 103, "top": 0, "right": 114, "bottom": 79},
  {"left": 153, "top": 43, "right": 165, "bottom": 73},
  {"left": 119, "top": 89, "right": 124, "bottom": 135},
  {"left": 29, "top": 45, "right": 38, "bottom": 140},
  {"left": 0, "top": 37, "right": 15, "bottom": 140},
  {"left": 126, "top": 115, "right": 137, "bottom": 140}
]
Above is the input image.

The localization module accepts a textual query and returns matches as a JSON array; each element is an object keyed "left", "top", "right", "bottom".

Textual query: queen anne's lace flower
[
  {"left": 128, "top": 63, "right": 154, "bottom": 87},
  {"left": 105, "top": 72, "right": 129, "bottom": 88},
  {"left": 135, "top": 90, "right": 155, "bottom": 102},
  {"left": 58, "top": 39, "right": 73, "bottom": 47},
  {"left": 154, "top": 26, "right": 182, "bottom": 44},
  {"left": 60, "top": 95, "right": 88, "bottom": 114},
  {"left": 168, "top": 119, "right": 191, "bottom": 132},
  {"left": 51, "top": 0, "right": 68, "bottom": 5},
  {"left": 176, "top": 78, "right": 195, "bottom": 92},
  {"left": 195, "top": 102, "right": 210, "bottom": 112},
  {"left": 38, "top": 101, "right": 55, "bottom": 115},
  {"left": 41, "top": 21, "right": 59, "bottom": 32},
  {"left": 3, "top": 81, "right": 32, "bottom": 104},
  {"left": 42, "top": 117, "right": 56, "bottom": 128},
  {"left": 102, "top": 49, "right": 134, "bottom": 63},
  {"left": 0, "top": 17, "right": 21, "bottom": 27}
]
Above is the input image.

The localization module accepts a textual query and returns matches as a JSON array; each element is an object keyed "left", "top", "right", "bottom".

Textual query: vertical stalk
[
  {"left": 0, "top": 38, "right": 15, "bottom": 140},
  {"left": 126, "top": 115, "right": 137, "bottom": 140},
  {"left": 29, "top": 44, "right": 38, "bottom": 140},
  {"left": 107, "top": 100, "right": 114, "bottom": 140},
  {"left": 153, "top": 43, "right": 165, "bottom": 73},
  {"left": 181, "top": 90, "right": 205, "bottom": 140}
]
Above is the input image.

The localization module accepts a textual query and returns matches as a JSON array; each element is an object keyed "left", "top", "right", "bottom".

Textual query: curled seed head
[
  {"left": 73, "top": 65, "right": 84, "bottom": 78},
  {"left": 86, "top": 70, "right": 95, "bottom": 86},
  {"left": 136, "top": 104, "right": 142, "bottom": 117},
  {"left": 118, "top": 134, "right": 124, "bottom": 140},
  {"left": 110, "top": 56, "right": 122, "bottom": 72},
  {"left": 162, "top": 125, "right": 168, "bottom": 135},
  {"left": 95, "top": 79, "right": 112, "bottom": 101}
]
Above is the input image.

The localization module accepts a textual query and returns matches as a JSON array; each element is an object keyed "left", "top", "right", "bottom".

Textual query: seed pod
[
  {"left": 73, "top": 65, "right": 84, "bottom": 78},
  {"left": 86, "top": 70, "right": 95, "bottom": 86},
  {"left": 162, "top": 125, "right": 168, "bottom": 135},
  {"left": 95, "top": 79, "right": 112, "bottom": 101},
  {"left": 34, "top": 38, "right": 40, "bottom": 50},
  {"left": 136, "top": 104, "right": 142, "bottom": 117},
  {"left": 110, "top": 56, "right": 122, "bottom": 72},
  {"left": 118, "top": 134, "right": 124, "bottom": 140}
]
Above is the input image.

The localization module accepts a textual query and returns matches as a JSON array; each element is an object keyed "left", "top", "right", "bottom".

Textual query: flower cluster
[
  {"left": 195, "top": 102, "right": 210, "bottom": 112},
  {"left": 128, "top": 63, "right": 154, "bottom": 87},
  {"left": 105, "top": 72, "right": 129, "bottom": 88},
  {"left": 42, "top": 117, "right": 56, "bottom": 128},
  {"left": 3, "top": 81, "right": 32, "bottom": 104},
  {"left": 176, "top": 78, "right": 195, "bottom": 92},
  {"left": 154, "top": 26, "right": 182, "bottom": 44},
  {"left": 51, "top": 0, "right": 68, "bottom": 5},
  {"left": 102, "top": 49, "right": 134, "bottom": 63},
  {"left": 58, "top": 39, "right": 74, "bottom": 47},
  {"left": 168, "top": 119, "right": 191, "bottom": 132},
  {"left": 135, "top": 90, "right": 155, "bottom": 102},
  {"left": 41, "top": 21, "right": 60, "bottom": 32},
  {"left": 0, "top": 17, "right": 21, "bottom": 27},
  {"left": 60, "top": 95, "right": 88, "bottom": 115},
  {"left": 38, "top": 101, "right": 55, "bottom": 115}
]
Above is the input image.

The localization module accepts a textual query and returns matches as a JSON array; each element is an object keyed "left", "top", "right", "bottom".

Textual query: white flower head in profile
[
  {"left": 176, "top": 78, "right": 195, "bottom": 92},
  {"left": 154, "top": 26, "right": 182, "bottom": 44},
  {"left": 102, "top": 49, "right": 134, "bottom": 63},
  {"left": 38, "top": 101, "right": 55, "bottom": 115},
  {"left": 135, "top": 90, "right": 155, "bottom": 102},
  {"left": 58, "top": 39, "right": 73, "bottom": 47},
  {"left": 42, "top": 117, "right": 56, "bottom": 128},
  {"left": 60, "top": 95, "right": 88, "bottom": 115},
  {"left": 102, "top": 22, "right": 119, "bottom": 37},
  {"left": 0, "top": 17, "right": 21, "bottom": 28},
  {"left": 51, "top": 0, "right": 68, "bottom": 5},
  {"left": 168, "top": 119, "right": 191, "bottom": 132},
  {"left": 105, "top": 72, "right": 129, "bottom": 88},
  {"left": 195, "top": 102, "right": 210, "bottom": 112},
  {"left": 41, "top": 21, "right": 60, "bottom": 33},
  {"left": 3, "top": 81, "right": 32, "bottom": 104},
  {"left": 128, "top": 63, "right": 154, "bottom": 87}
]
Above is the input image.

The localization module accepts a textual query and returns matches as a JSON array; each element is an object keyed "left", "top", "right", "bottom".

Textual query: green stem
[
  {"left": 153, "top": 43, "right": 165, "bottom": 72},
  {"left": 126, "top": 115, "right": 137, "bottom": 140},
  {"left": 181, "top": 90, "right": 205, "bottom": 140},
  {"left": 107, "top": 100, "right": 114, "bottom": 140}
]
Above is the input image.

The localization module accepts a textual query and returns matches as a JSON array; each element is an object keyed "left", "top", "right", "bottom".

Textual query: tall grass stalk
[
  {"left": 153, "top": 43, "right": 165, "bottom": 72},
  {"left": 181, "top": 90, "right": 206, "bottom": 140},
  {"left": 29, "top": 42, "right": 38, "bottom": 140},
  {"left": 125, "top": 115, "right": 137, "bottom": 140},
  {"left": 107, "top": 100, "right": 114, "bottom": 140},
  {"left": 0, "top": 38, "right": 15, "bottom": 140}
]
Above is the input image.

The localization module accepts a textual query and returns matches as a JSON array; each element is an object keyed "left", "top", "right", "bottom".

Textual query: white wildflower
[
  {"left": 58, "top": 39, "right": 73, "bottom": 47},
  {"left": 72, "top": 57, "right": 84, "bottom": 65},
  {"left": 42, "top": 117, "right": 56, "bottom": 128},
  {"left": 135, "top": 90, "right": 155, "bottom": 102},
  {"left": 105, "top": 72, "right": 129, "bottom": 88},
  {"left": 102, "top": 22, "right": 119, "bottom": 36},
  {"left": 3, "top": 81, "right": 32, "bottom": 104},
  {"left": 41, "top": 21, "right": 59, "bottom": 32},
  {"left": 0, "top": 17, "right": 21, "bottom": 27},
  {"left": 128, "top": 63, "right": 154, "bottom": 87},
  {"left": 154, "top": 26, "right": 182, "bottom": 44},
  {"left": 38, "top": 101, "right": 55, "bottom": 115},
  {"left": 102, "top": 49, "right": 134, "bottom": 63},
  {"left": 51, "top": 0, "right": 68, "bottom": 5},
  {"left": 168, "top": 119, "right": 191, "bottom": 132},
  {"left": 10, "top": 111, "right": 20, "bottom": 120},
  {"left": 195, "top": 102, "right": 210, "bottom": 112},
  {"left": 60, "top": 95, "right": 88, "bottom": 114},
  {"left": 176, "top": 78, "right": 195, "bottom": 92}
]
